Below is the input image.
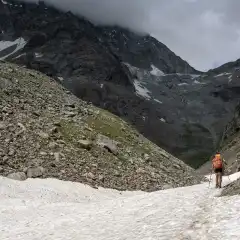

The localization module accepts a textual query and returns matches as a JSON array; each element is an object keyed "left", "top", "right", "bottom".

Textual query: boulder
[
  {"left": 96, "top": 134, "right": 118, "bottom": 155},
  {"left": 27, "top": 166, "right": 45, "bottom": 178},
  {"left": 0, "top": 122, "right": 6, "bottom": 130},
  {"left": 78, "top": 139, "right": 93, "bottom": 150},
  {"left": 162, "top": 184, "right": 173, "bottom": 190},
  {"left": 7, "top": 172, "right": 27, "bottom": 181}
]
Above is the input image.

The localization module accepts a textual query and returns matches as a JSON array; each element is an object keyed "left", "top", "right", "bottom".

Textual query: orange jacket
[{"left": 212, "top": 154, "right": 223, "bottom": 169}]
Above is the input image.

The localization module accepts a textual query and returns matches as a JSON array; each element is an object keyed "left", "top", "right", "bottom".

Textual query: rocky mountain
[
  {"left": 0, "top": 61, "right": 203, "bottom": 191},
  {"left": 1, "top": 0, "right": 240, "bottom": 168}
]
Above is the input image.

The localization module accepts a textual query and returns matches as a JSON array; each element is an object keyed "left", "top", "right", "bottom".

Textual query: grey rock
[
  {"left": 17, "top": 123, "right": 26, "bottom": 131},
  {"left": 49, "top": 126, "right": 58, "bottom": 134},
  {"left": 0, "top": 122, "right": 6, "bottom": 130},
  {"left": 33, "top": 111, "right": 41, "bottom": 116},
  {"left": 37, "top": 131, "right": 49, "bottom": 139},
  {"left": 85, "top": 126, "right": 93, "bottom": 132},
  {"left": 63, "top": 111, "right": 77, "bottom": 117},
  {"left": 26, "top": 158, "right": 44, "bottom": 168},
  {"left": 96, "top": 134, "right": 118, "bottom": 155},
  {"left": 98, "top": 174, "right": 104, "bottom": 181},
  {"left": 39, "top": 151, "right": 48, "bottom": 156},
  {"left": 7, "top": 172, "right": 27, "bottom": 181},
  {"left": 0, "top": 77, "right": 12, "bottom": 89},
  {"left": 136, "top": 168, "right": 146, "bottom": 174},
  {"left": 78, "top": 140, "right": 93, "bottom": 150},
  {"left": 160, "top": 151, "right": 169, "bottom": 159},
  {"left": 2, "top": 156, "right": 8, "bottom": 163},
  {"left": 8, "top": 149, "right": 15, "bottom": 156},
  {"left": 162, "top": 184, "right": 173, "bottom": 190},
  {"left": 48, "top": 142, "right": 58, "bottom": 149},
  {"left": 64, "top": 97, "right": 76, "bottom": 108},
  {"left": 113, "top": 171, "right": 121, "bottom": 177},
  {"left": 27, "top": 166, "right": 45, "bottom": 178},
  {"left": 84, "top": 172, "right": 96, "bottom": 180},
  {"left": 54, "top": 152, "right": 60, "bottom": 162},
  {"left": 144, "top": 153, "right": 150, "bottom": 160}
]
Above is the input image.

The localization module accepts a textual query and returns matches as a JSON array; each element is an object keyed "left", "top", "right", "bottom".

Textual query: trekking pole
[{"left": 208, "top": 172, "right": 212, "bottom": 188}]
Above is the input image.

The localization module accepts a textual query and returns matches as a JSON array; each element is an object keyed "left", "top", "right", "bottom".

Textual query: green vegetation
[{"left": 59, "top": 120, "right": 86, "bottom": 145}]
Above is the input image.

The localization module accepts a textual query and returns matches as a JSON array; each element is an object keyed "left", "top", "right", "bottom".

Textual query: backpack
[{"left": 212, "top": 154, "right": 223, "bottom": 169}]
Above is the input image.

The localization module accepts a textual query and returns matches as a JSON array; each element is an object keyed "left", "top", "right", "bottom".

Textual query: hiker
[{"left": 212, "top": 151, "right": 227, "bottom": 188}]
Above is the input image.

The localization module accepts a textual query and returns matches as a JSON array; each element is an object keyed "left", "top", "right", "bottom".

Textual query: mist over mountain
[
  {"left": 17, "top": 0, "right": 240, "bottom": 71},
  {"left": 18, "top": 0, "right": 150, "bottom": 34}
]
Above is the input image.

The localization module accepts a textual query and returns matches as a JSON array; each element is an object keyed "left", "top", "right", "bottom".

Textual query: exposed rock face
[
  {"left": 0, "top": 62, "right": 203, "bottom": 191},
  {"left": 221, "top": 178, "right": 240, "bottom": 197},
  {"left": 1, "top": 0, "right": 240, "bottom": 168}
]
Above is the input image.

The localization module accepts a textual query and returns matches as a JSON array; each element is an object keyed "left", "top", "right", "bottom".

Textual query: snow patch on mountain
[
  {"left": 214, "top": 72, "right": 231, "bottom": 78},
  {"left": 176, "top": 73, "right": 200, "bottom": 79},
  {"left": 1, "top": 0, "right": 23, "bottom": 7},
  {"left": 150, "top": 64, "right": 165, "bottom": 76},
  {"left": 190, "top": 74, "right": 201, "bottom": 79},
  {"left": 123, "top": 62, "right": 139, "bottom": 75},
  {"left": 35, "top": 52, "right": 44, "bottom": 58},
  {"left": 193, "top": 80, "right": 203, "bottom": 84},
  {"left": 0, "top": 38, "right": 27, "bottom": 60},
  {"left": 133, "top": 80, "right": 151, "bottom": 100},
  {"left": 0, "top": 40, "right": 15, "bottom": 50},
  {"left": 178, "top": 82, "right": 189, "bottom": 86},
  {"left": 154, "top": 98, "right": 163, "bottom": 104},
  {"left": 1, "top": 0, "right": 8, "bottom": 5},
  {"left": 160, "top": 117, "right": 166, "bottom": 123}
]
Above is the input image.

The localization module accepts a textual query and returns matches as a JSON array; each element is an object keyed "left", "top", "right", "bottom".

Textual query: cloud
[{"left": 17, "top": 0, "right": 240, "bottom": 71}]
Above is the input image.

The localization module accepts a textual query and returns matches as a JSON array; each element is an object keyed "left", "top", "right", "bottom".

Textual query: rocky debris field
[
  {"left": 0, "top": 62, "right": 204, "bottom": 191},
  {"left": 221, "top": 178, "right": 240, "bottom": 197}
]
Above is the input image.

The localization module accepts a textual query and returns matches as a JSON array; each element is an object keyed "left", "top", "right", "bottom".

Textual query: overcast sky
[{"left": 20, "top": 0, "right": 240, "bottom": 71}]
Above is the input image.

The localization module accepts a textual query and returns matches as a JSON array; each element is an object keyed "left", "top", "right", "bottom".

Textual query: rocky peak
[
  {"left": 0, "top": 0, "right": 199, "bottom": 75},
  {"left": 97, "top": 26, "right": 200, "bottom": 74}
]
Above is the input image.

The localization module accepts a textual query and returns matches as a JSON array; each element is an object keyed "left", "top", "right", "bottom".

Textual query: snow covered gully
[{"left": 0, "top": 173, "right": 240, "bottom": 239}]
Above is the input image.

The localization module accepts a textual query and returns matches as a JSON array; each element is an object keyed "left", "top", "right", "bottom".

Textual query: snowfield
[
  {"left": 0, "top": 38, "right": 27, "bottom": 60},
  {"left": 0, "top": 173, "right": 240, "bottom": 240}
]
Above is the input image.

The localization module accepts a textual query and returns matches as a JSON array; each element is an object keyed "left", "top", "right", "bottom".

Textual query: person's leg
[
  {"left": 219, "top": 171, "right": 222, "bottom": 188},
  {"left": 215, "top": 172, "right": 219, "bottom": 188}
]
